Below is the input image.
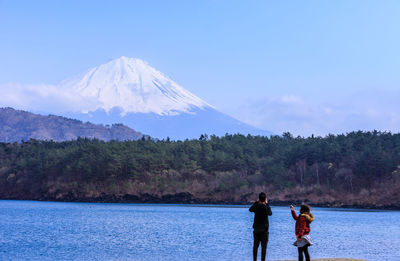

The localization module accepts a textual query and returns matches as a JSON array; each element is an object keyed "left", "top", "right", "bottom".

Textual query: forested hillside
[
  {"left": 1, "top": 131, "right": 399, "bottom": 208},
  {"left": 0, "top": 107, "right": 143, "bottom": 142}
]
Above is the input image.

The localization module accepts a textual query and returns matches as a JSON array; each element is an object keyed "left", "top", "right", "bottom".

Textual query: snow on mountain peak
[{"left": 60, "top": 57, "right": 214, "bottom": 115}]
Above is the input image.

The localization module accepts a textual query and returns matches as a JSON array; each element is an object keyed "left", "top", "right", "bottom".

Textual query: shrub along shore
[{"left": 1, "top": 131, "right": 399, "bottom": 209}]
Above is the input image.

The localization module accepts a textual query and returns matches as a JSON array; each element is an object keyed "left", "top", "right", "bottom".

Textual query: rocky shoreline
[{"left": 2, "top": 192, "right": 399, "bottom": 210}]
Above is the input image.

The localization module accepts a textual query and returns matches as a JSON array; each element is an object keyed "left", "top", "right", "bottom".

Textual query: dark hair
[
  {"left": 258, "top": 192, "right": 266, "bottom": 202},
  {"left": 300, "top": 204, "right": 310, "bottom": 214}
]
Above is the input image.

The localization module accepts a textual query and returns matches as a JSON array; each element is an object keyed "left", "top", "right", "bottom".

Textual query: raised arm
[{"left": 291, "top": 208, "right": 299, "bottom": 220}]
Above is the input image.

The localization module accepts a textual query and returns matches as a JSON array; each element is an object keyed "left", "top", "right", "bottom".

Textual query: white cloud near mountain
[
  {"left": 0, "top": 82, "right": 99, "bottom": 114},
  {"left": 2, "top": 81, "right": 399, "bottom": 137},
  {"left": 230, "top": 89, "right": 400, "bottom": 136}
]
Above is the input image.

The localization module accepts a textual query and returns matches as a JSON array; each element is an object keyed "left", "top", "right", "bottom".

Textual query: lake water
[{"left": 0, "top": 200, "right": 399, "bottom": 261}]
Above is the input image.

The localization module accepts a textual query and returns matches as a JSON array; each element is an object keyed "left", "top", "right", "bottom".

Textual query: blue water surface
[{"left": 0, "top": 200, "right": 399, "bottom": 261}]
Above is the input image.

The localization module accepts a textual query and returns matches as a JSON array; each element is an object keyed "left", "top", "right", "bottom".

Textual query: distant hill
[{"left": 0, "top": 107, "right": 144, "bottom": 142}]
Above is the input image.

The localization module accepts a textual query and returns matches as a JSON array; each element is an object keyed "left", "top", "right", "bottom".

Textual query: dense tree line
[{"left": 0, "top": 131, "right": 399, "bottom": 207}]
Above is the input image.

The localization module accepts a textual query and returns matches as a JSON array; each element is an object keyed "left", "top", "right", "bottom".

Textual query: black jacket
[{"left": 249, "top": 202, "right": 272, "bottom": 231}]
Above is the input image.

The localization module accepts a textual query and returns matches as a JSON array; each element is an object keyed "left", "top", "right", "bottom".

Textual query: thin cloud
[
  {"left": 230, "top": 90, "right": 400, "bottom": 136},
  {"left": 0, "top": 83, "right": 100, "bottom": 114},
  {"left": 1, "top": 82, "right": 399, "bottom": 137}
]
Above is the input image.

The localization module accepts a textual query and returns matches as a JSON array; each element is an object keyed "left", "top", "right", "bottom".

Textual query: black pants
[
  {"left": 298, "top": 244, "right": 310, "bottom": 261},
  {"left": 253, "top": 230, "right": 269, "bottom": 261}
]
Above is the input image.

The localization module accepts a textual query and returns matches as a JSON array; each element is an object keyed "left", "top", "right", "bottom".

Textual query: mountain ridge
[{"left": 0, "top": 107, "right": 144, "bottom": 142}]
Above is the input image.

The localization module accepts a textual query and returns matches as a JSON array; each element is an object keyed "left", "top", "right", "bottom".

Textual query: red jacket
[{"left": 291, "top": 210, "right": 314, "bottom": 238}]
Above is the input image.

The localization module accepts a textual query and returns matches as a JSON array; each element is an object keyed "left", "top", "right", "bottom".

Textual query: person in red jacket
[{"left": 290, "top": 204, "right": 314, "bottom": 261}]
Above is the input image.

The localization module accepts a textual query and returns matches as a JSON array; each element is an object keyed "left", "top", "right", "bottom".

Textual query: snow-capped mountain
[
  {"left": 56, "top": 57, "right": 272, "bottom": 140},
  {"left": 60, "top": 56, "right": 213, "bottom": 115}
]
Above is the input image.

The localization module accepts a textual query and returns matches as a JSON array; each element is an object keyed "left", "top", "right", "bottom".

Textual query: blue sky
[{"left": 1, "top": 0, "right": 400, "bottom": 136}]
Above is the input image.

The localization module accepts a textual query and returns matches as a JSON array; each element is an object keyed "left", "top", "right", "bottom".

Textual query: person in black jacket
[{"left": 249, "top": 192, "right": 272, "bottom": 261}]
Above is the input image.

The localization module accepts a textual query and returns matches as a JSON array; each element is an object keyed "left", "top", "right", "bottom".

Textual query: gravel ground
[{"left": 278, "top": 259, "right": 366, "bottom": 261}]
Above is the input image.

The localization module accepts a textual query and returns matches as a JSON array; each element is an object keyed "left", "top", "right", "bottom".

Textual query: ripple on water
[{"left": 0, "top": 200, "right": 399, "bottom": 261}]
